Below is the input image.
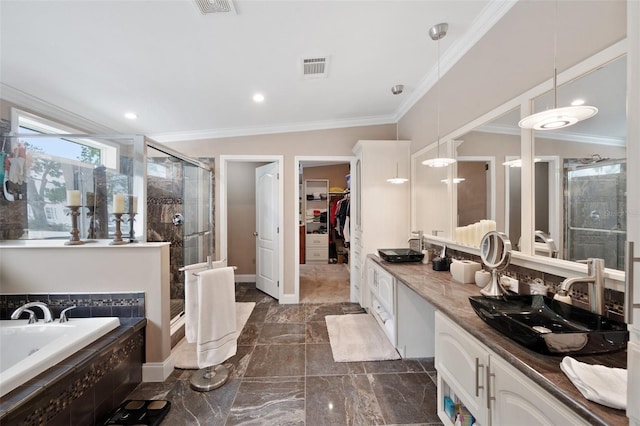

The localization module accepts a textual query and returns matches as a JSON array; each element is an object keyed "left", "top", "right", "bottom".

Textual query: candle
[
  {"left": 129, "top": 195, "right": 138, "bottom": 214},
  {"left": 86, "top": 192, "right": 95, "bottom": 207},
  {"left": 66, "top": 190, "right": 81, "bottom": 207},
  {"left": 113, "top": 193, "right": 126, "bottom": 214}
]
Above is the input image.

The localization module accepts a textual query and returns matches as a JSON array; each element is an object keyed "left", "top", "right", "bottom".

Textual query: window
[
  {"left": 8, "top": 108, "right": 130, "bottom": 239},
  {"left": 13, "top": 109, "right": 118, "bottom": 170}
]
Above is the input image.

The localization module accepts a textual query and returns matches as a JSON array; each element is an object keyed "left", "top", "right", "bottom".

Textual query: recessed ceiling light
[
  {"left": 124, "top": 112, "right": 138, "bottom": 120},
  {"left": 571, "top": 99, "right": 585, "bottom": 106},
  {"left": 253, "top": 93, "right": 265, "bottom": 103}
]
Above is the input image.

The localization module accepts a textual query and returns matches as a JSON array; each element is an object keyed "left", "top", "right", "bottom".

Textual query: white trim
[
  {"left": 219, "top": 155, "right": 284, "bottom": 301},
  {"left": 142, "top": 358, "right": 174, "bottom": 382},
  {"left": 1, "top": 83, "right": 119, "bottom": 135},
  {"left": 294, "top": 155, "right": 356, "bottom": 305},
  {"left": 234, "top": 274, "right": 256, "bottom": 283}
]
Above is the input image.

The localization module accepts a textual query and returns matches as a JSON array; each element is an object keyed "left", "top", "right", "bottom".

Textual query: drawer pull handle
[
  {"left": 486, "top": 366, "right": 495, "bottom": 409},
  {"left": 475, "top": 357, "right": 484, "bottom": 397}
]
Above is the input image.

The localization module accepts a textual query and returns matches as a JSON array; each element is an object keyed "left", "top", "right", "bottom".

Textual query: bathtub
[{"left": 0, "top": 317, "right": 120, "bottom": 397}]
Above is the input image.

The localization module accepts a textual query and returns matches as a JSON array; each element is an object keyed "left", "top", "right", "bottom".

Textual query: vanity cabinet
[
  {"left": 366, "top": 258, "right": 396, "bottom": 346},
  {"left": 435, "top": 312, "right": 587, "bottom": 425}
]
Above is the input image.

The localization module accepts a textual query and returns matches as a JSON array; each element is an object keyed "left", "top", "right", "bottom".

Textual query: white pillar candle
[
  {"left": 129, "top": 195, "right": 138, "bottom": 214},
  {"left": 113, "top": 193, "right": 126, "bottom": 214},
  {"left": 66, "top": 190, "right": 81, "bottom": 207}
]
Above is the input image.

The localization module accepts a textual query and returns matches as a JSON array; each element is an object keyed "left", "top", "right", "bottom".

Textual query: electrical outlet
[{"left": 500, "top": 276, "right": 519, "bottom": 293}]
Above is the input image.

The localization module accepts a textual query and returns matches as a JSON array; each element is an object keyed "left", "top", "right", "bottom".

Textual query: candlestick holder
[
  {"left": 128, "top": 213, "right": 138, "bottom": 243},
  {"left": 65, "top": 206, "right": 85, "bottom": 245},
  {"left": 110, "top": 213, "right": 127, "bottom": 245}
]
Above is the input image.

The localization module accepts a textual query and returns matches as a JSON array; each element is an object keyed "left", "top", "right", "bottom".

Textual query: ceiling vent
[
  {"left": 302, "top": 57, "right": 329, "bottom": 79},
  {"left": 195, "top": 0, "right": 236, "bottom": 14}
]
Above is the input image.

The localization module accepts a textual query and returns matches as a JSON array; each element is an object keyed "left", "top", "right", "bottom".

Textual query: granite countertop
[{"left": 368, "top": 255, "right": 628, "bottom": 426}]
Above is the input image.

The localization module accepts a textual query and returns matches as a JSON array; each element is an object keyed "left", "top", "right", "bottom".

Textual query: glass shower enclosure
[{"left": 146, "top": 143, "right": 214, "bottom": 323}]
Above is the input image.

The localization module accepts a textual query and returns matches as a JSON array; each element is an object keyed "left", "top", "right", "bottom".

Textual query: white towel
[
  {"left": 196, "top": 267, "right": 237, "bottom": 369},
  {"left": 560, "top": 356, "right": 627, "bottom": 410},
  {"left": 183, "top": 260, "right": 226, "bottom": 343}
]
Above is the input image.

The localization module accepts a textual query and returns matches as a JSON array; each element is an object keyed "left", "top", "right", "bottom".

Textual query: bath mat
[
  {"left": 173, "top": 302, "right": 255, "bottom": 369},
  {"left": 325, "top": 313, "right": 400, "bottom": 362}
]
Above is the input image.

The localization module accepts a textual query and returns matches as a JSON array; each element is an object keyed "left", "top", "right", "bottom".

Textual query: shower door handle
[{"left": 172, "top": 213, "right": 184, "bottom": 226}]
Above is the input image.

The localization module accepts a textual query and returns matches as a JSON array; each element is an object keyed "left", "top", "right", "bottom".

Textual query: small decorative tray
[{"left": 377, "top": 248, "right": 424, "bottom": 263}]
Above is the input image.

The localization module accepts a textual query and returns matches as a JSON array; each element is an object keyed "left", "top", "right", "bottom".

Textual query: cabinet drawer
[
  {"left": 306, "top": 234, "right": 328, "bottom": 247},
  {"left": 306, "top": 247, "right": 328, "bottom": 263}
]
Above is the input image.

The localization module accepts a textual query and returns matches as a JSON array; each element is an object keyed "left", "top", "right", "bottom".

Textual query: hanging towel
[
  {"left": 560, "top": 356, "right": 627, "bottom": 410},
  {"left": 196, "top": 266, "right": 237, "bottom": 369},
  {"left": 183, "top": 260, "right": 226, "bottom": 343}
]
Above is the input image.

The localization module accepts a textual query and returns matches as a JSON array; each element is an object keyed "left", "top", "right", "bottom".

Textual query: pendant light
[
  {"left": 387, "top": 118, "right": 409, "bottom": 184},
  {"left": 423, "top": 23, "right": 456, "bottom": 168},
  {"left": 518, "top": 2, "right": 597, "bottom": 130},
  {"left": 386, "top": 161, "right": 409, "bottom": 184}
]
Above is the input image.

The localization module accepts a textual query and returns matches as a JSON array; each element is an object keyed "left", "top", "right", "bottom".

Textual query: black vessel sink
[{"left": 468, "top": 295, "right": 628, "bottom": 355}]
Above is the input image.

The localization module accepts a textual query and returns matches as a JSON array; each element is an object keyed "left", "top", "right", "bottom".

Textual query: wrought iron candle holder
[
  {"left": 65, "top": 206, "right": 85, "bottom": 245},
  {"left": 110, "top": 213, "right": 127, "bottom": 245},
  {"left": 128, "top": 213, "right": 138, "bottom": 243}
]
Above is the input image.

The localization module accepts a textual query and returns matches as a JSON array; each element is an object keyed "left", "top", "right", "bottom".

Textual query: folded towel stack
[{"left": 560, "top": 356, "right": 627, "bottom": 410}]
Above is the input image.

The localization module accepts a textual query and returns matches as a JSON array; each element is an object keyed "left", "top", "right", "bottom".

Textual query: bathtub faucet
[{"left": 11, "top": 302, "right": 54, "bottom": 323}]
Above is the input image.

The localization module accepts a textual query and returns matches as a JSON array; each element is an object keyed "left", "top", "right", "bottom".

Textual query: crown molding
[
  {"left": 149, "top": 114, "right": 396, "bottom": 143},
  {"left": 394, "top": 0, "right": 518, "bottom": 122},
  {"left": 0, "top": 83, "right": 121, "bottom": 135}
]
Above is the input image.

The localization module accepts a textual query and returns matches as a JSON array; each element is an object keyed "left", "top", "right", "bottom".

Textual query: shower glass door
[
  {"left": 565, "top": 160, "right": 626, "bottom": 269},
  {"left": 146, "top": 144, "right": 213, "bottom": 322}
]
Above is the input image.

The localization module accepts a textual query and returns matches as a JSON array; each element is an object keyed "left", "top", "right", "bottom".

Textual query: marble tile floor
[
  {"left": 299, "top": 263, "right": 351, "bottom": 304},
  {"left": 124, "top": 284, "right": 442, "bottom": 425}
]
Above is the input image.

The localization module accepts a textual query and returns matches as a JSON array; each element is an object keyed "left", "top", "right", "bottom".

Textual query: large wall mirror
[
  {"left": 455, "top": 107, "right": 520, "bottom": 237},
  {"left": 533, "top": 54, "right": 626, "bottom": 270},
  {"left": 412, "top": 143, "right": 451, "bottom": 240}
]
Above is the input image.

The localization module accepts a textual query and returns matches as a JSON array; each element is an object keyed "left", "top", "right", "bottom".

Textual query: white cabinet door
[
  {"left": 490, "top": 356, "right": 587, "bottom": 426},
  {"left": 435, "top": 312, "right": 489, "bottom": 424},
  {"left": 376, "top": 266, "right": 394, "bottom": 314}
]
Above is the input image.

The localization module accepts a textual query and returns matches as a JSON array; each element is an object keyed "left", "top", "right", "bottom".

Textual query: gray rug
[
  {"left": 325, "top": 313, "right": 400, "bottom": 362},
  {"left": 173, "top": 302, "right": 255, "bottom": 369}
]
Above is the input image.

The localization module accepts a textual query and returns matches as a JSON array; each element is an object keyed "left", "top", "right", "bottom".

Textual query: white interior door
[{"left": 255, "top": 162, "right": 279, "bottom": 299}]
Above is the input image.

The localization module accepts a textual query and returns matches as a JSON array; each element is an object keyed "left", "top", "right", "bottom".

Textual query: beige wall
[
  {"left": 170, "top": 125, "right": 394, "bottom": 296},
  {"left": 399, "top": 0, "right": 626, "bottom": 152},
  {"left": 227, "top": 161, "right": 268, "bottom": 274}
]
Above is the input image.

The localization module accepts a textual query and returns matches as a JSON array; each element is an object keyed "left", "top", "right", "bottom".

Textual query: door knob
[{"left": 253, "top": 232, "right": 258, "bottom": 237}]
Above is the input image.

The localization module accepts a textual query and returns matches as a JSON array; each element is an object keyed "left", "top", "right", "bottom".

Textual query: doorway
[
  {"left": 219, "top": 155, "right": 284, "bottom": 300},
  {"left": 295, "top": 156, "right": 355, "bottom": 303}
]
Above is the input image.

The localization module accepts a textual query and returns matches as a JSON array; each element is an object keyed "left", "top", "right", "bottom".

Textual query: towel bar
[{"left": 192, "top": 266, "right": 237, "bottom": 276}]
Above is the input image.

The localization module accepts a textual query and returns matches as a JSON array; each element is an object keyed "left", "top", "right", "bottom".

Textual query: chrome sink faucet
[
  {"left": 11, "top": 301, "right": 54, "bottom": 323},
  {"left": 557, "top": 258, "right": 605, "bottom": 315},
  {"left": 409, "top": 230, "right": 424, "bottom": 252}
]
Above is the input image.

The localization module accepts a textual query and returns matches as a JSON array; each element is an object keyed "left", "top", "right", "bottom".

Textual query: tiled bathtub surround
[
  {"left": 432, "top": 246, "right": 626, "bottom": 321},
  {"left": 0, "top": 318, "right": 146, "bottom": 425},
  {"left": 0, "top": 292, "right": 145, "bottom": 320}
]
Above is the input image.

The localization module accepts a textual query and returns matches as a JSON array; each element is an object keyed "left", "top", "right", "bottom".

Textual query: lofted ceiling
[{"left": 0, "top": 0, "right": 515, "bottom": 142}]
